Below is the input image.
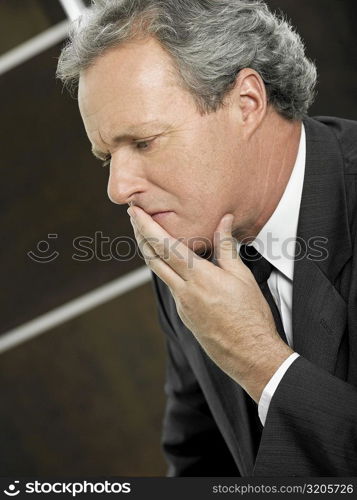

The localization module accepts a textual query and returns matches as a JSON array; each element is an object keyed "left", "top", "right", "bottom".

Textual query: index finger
[{"left": 128, "top": 205, "right": 208, "bottom": 280}]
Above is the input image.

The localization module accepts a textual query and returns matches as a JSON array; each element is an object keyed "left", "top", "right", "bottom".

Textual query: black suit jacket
[{"left": 151, "top": 116, "right": 357, "bottom": 476}]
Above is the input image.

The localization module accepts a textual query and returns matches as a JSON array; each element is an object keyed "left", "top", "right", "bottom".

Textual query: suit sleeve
[
  {"left": 151, "top": 273, "right": 240, "bottom": 477},
  {"left": 254, "top": 355, "right": 357, "bottom": 476}
]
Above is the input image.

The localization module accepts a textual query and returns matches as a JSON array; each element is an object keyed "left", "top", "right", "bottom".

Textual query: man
[{"left": 57, "top": 0, "right": 357, "bottom": 476}]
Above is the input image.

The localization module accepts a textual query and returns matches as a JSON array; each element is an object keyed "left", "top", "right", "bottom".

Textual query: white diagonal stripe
[
  {"left": 0, "top": 266, "right": 151, "bottom": 354},
  {"left": 0, "top": 20, "right": 69, "bottom": 75},
  {"left": 58, "top": 0, "right": 86, "bottom": 21}
]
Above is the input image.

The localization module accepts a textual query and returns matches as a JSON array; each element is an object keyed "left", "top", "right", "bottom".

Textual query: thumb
[{"left": 213, "top": 214, "right": 239, "bottom": 271}]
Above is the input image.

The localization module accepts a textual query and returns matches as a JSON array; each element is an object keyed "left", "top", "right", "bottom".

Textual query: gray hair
[{"left": 57, "top": 0, "right": 317, "bottom": 120}]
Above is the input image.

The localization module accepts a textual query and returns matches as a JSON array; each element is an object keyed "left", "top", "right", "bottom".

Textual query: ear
[{"left": 229, "top": 68, "right": 268, "bottom": 137}]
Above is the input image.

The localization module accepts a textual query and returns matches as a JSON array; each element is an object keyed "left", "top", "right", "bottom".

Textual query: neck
[{"left": 234, "top": 112, "right": 302, "bottom": 243}]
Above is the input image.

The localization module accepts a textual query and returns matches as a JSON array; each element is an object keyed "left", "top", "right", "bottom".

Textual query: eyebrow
[{"left": 91, "top": 120, "right": 170, "bottom": 160}]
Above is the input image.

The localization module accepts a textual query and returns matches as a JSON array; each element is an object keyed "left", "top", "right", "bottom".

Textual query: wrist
[{"left": 237, "top": 335, "right": 294, "bottom": 403}]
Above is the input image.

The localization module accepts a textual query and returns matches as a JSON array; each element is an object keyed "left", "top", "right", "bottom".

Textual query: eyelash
[{"left": 101, "top": 139, "right": 153, "bottom": 167}]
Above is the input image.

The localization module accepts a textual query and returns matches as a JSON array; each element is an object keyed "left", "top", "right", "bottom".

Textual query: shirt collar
[{"left": 251, "top": 123, "right": 306, "bottom": 281}]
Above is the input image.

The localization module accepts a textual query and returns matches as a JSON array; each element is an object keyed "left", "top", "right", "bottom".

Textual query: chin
[
  {"left": 161, "top": 219, "right": 215, "bottom": 257},
  {"left": 180, "top": 235, "right": 214, "bottom": 258}
]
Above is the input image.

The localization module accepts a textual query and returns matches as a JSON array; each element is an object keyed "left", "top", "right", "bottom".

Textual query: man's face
[{"left": 78, "top": 37, "right": 258, "bottom": 252}]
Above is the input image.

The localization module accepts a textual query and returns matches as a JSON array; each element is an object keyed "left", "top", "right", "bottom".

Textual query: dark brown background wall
[{"left": 0, "top": 0, "right": 356, "bottom": 476}]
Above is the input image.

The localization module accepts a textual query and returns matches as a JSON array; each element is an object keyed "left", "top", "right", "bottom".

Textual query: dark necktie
[{"left": 239, "top": 244, "right": 288, "bottom": 345}]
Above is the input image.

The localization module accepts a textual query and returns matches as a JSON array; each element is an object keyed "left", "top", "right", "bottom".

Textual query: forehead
[{"left": 78, "top": 37, "right": 188, "bottom": 129}]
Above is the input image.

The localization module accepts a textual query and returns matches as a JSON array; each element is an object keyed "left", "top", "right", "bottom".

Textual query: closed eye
[
  {"left": 98, "top": 137, "right": 156, "bottom": 167},
  {"left": 133, "top": 137, "right": 155, "bottom": 151}
]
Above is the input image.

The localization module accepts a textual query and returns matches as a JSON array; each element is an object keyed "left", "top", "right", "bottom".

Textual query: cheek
[{"left": 155, "top": 138, "right": 236, "bottom": 217}]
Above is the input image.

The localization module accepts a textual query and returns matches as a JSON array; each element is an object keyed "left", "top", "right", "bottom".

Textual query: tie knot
[{"left": 239, "top": 245, "right": 273, "bottom": 284}]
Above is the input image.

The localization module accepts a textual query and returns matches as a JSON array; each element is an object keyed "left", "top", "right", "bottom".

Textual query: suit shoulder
[{"left": 312, "top": 115, "right": 357, "bottom": 174}]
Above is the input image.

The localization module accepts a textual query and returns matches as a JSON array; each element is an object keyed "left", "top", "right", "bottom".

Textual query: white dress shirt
[{"left": 250, "top": 123, "right": 306, "bottom": 425}]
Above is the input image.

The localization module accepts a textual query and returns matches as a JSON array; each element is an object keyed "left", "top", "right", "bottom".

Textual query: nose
[{"left": 107, "top": 152, "right": 146, "bottom": 205}]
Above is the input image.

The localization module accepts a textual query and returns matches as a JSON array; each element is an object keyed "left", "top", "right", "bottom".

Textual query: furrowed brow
[{"left": 110, "top": 120, "right": 170, "bottom": 144}]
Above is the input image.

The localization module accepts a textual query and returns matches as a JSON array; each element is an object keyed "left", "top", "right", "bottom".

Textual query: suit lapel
[{"left": 291, "top": 117, "right": 352, "bottom": 374}]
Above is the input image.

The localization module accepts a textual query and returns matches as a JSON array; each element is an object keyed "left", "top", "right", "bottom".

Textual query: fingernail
[{"left": 224, "top": 214, "right": 234, "bottom": 232}]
